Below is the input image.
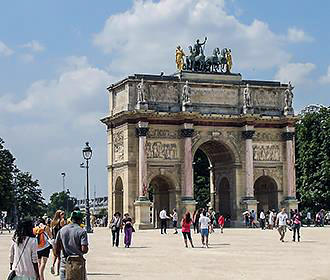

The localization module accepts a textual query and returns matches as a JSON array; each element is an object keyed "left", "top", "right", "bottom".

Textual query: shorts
[
  {"left": 173, "top": 221, "right": 177, "bottom": 227},
  {"left": 200, "top": 228, "right": 209, "bottom": 237},
  {"left": 37, "top": 246, "right": 51, "bottom": 259},
  {"left": 182, "top": 231, "right": 191, "bottom": 240}
]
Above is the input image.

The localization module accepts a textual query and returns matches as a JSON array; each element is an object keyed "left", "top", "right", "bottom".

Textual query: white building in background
[{"left": 76, "top": 196, "right": 108, "bottom": 215}]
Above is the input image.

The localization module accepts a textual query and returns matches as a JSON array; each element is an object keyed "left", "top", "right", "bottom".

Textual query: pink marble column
[
  {"left": 242, "top": 130, "right": 255, "bottom": 198},
  {"left": 136, "top": 122, "right": 149, "bottom": 200},
  {"left": 283, "top": 131, "right": 295, "bottom": 198},
  {"left": 181, "top": 128, "right": 194, "bottom": 200}
]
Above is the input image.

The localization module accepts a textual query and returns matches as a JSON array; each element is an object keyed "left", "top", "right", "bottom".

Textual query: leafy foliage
[
  {"left": 193, "top": 149, "right": 210, "bottom": 209},
  {"left": 48, "top": 191, "right": 77, "bottom": 217},
  {"left": 15, "top": 172, "right": 47, "bottom": 220},
  {"left": 296, "top": 106, "right": 330, "bottom": 213},
  {"left": 0, "top": 138, "right": 15, "bottom": 212}
]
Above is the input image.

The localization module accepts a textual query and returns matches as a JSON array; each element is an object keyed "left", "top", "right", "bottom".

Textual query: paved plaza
[{"left": 1, "top": 227, "right": 330, "bottom": 280}]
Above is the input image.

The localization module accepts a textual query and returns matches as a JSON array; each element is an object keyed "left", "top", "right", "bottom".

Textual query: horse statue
[{"left": 205, "top": 47, "right": 220, "bottom": 72}]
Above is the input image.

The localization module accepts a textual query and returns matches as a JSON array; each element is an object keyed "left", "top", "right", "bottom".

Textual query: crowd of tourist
[{"left": 6, "top": 205, "right": 329, "bottom": 279}]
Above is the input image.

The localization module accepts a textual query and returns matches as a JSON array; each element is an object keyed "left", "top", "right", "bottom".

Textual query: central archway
[
  {"left": 149, "top": 175, "right": 175, "bottom": 228},
  {"left": 193, "top": 139, "right": 236, "bottom": 219},
  {"left": 254, "top": 176, "right": 278, "bottom": 214}
]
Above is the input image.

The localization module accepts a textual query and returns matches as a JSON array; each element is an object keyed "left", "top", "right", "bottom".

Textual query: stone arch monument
[{"left": 101, "top": 68, "right": 298, "bottom": 228}]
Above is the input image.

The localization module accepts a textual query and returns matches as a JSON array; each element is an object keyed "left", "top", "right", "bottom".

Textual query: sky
[{"left": 0, "top": 0, "right": 329, "bottom": 201}]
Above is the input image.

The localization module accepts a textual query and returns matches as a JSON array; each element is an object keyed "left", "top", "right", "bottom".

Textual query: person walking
[
  {"left": 250, "top": 210, "right": 257, "bottom": 228},
  {"left": 292, "top": 209, "right": 302, "bottom": 242},
  {"left": 122, "top": 213, "right": 134, "bottom": 248},
  {"left": 306, "top": 211, "right": 312, "bottom": 227},
  {"left": 276, "top": 208, "right": 288, "bottom": 242},
  {"left": 193, "top": 209, "right": 201, "bottom": 234},
  {"left": 55, "top": 210, "right": 88, "bottom": 280},
  {"left": 170, "top": 208, "right": 178, "bottom": 234},
  {"left": 50, "top": 210, "right": 65, "bottom": 275},
  {"left": 9, "top": 219, "right": 40, "bottom": 280},
  {"left": 34, "top": 218, "right": 52, "bottom": 280},
  {"left": 199, "top": 210, "right": 210, "bottom": 248},
  {"left": 181, "top": 212, "right": 194, "bottom": 248},
  {"left": 218, "top": 214, "right": 225, "bottom": 234},
  {"left": 109, "top": 212, "right": 122, "bottom": 247},
  {"left": 259, "top": 210, "right": 266, "bottom": 230},
  {"left": 159, "top": 208, "right": 170, "bottom": 234},
  {"left": 268, "top": 210, "right": 274, "bottom": 230}
]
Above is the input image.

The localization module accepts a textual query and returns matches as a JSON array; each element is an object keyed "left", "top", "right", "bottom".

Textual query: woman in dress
[
  {"left": 50, "top": 210, "right": 65, "bottom": 275},
  {"left": 181, "top": 212, "right": 194, "bottom": 248},
  {"left": 122, "top": 213, "right": 134, "bottom": 248},
  {"left": 9, "top": 219, "right": 40, "bottom": 280},
  {"left": 292, "top": 209, "right": 302, "bottom": 242}
]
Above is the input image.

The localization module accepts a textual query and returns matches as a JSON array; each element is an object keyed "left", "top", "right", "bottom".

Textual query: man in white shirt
[
  {"left": 199, "top": 210, "right": 210, "bottom": 248},
  {"left": 259, "top": 210, "right": 266, "bottom": 230},
  {"left": 170, "top": 208, "right": 178, "bottom": 234},
  {"left": 159, "top": 208, "right": 170, "bottom": 234},
  {"left": 268, "top": 210, "right": 274, "bottom": 229},
  {"left": 276, "top": 208, "right": 288, "bottom": 242}
]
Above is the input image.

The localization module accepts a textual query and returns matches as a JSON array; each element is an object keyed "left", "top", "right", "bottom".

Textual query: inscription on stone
[
  {"left": 254, "top": 132, "right": 281, "bottom": 141},
  {"left": 113, "top": 131, "right": 124, "bottom": 162},
  {"left": 253, "top": 144, "right": 280, "bottom": 161},
  {"left": 254, "top": 89, "right": 280, "bottom": 107},
  {"left": 148, "top": 128, "right": 179, "bottom": 139},
  {"left": 146, "top": 141, "right": 178, "bottom": 160}
]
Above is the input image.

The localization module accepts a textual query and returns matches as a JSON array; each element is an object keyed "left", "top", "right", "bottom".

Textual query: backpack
[{"left": 33, "top": 227, "right": 49, "bottom": 249}]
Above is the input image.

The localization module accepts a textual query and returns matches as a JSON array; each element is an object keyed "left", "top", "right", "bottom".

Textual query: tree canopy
[
  {"left": 296, "top": 106, "right": 330, "bottom": 213},
  {"left": 48, "top": 191, "right": 77, "bottom": 217}
]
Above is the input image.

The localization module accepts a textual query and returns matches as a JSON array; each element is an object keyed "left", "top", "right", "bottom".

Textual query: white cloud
[
  {"left": 0, "top": 41, "right": 14, "bottom": 56},
  {"left": 20, "top": 53, "right": 35, "bottom": 63},
  {"left": 287, "top": 27, "right": 313, "bottom": 43},
  {"left": 320, "top": 66, "right": 330, "bottom": 84},
  {"left": 21, "top": 40, "right": 45, "bottom": 52},
  {"left": 93, "top": 0, "right": 291, "bottom": 75},
  {"left": 274, "top": 63, "right": 316, "bottom": 85}
]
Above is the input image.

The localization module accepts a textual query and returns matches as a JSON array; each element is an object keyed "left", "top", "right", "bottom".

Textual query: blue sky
[{"left": 0, "top": 0, "right": 329, "bottom": 201}]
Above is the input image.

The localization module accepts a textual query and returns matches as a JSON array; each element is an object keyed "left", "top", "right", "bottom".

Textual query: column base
[
  {"left": 136, "top": 101, "right": 148, "bottom": 110},
  {"left": 182, "top": 103, "right": 193, "bottom": 112},
  {"left": 281, "top": 197, "right": 299, "bottom": 213},
  {"left": 180, "top": 198, "right": 197, "bottom": 216},
  {"left": 241, "top": 197, "right": 258, "bottom": 213},
  {"left": 134, "top": 199, "right": 153, "bottom": 230}
]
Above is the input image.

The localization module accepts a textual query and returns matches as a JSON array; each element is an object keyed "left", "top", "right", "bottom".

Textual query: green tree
[
  {"left": 0, "top": 138, "right": 15, "bottom": 213},
  {"left": 194, "top": 149, "right": 210, "bottom": 209},
  {"left": 296, "top": 106, "right": 330, "bottom": 214},
  {"left": 15, "top": 172, "right": 46, "bottom": 219},
  {"left": 48, "top": 191, "right": 77, "bottom": 217}
]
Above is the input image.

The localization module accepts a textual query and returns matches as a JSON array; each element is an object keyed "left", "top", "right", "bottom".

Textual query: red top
[
  {"left": 218, "top": 216, "right": 225, "bottom": 225},
  {"left": 181, "top": 219, "right": 192, "bottom": 232}
]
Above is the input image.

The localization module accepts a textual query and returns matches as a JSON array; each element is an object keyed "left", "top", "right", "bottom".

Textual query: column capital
[
  {"left": 136, "top": 127, "right": 149, "bottom": 137},
  {"left": 242, "top": 130, "right": 255, "bottom": 140},
  {"left": 282, "top": 131, "right": 295, "bottom": 141},
  {"left": 181, "top": 128, "right": 194, "bottom": 138}
]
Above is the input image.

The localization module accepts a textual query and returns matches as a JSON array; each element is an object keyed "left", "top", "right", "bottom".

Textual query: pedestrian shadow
[
  {"left": 299, "top": 240, "right": 317, "bottom": 243},
  {"left": 87, "top": 272, "right": 120, "bottom": 276},
  {"left": 209, "top": 243, "right": 230, "bottom": 246},
  {"left": 129, "top": 246, "right": 149, "bottom": 249}
]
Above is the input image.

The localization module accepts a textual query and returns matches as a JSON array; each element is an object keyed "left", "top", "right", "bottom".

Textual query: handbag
[{"left": 7, "top": 237, "right": 30, "bottom": 280}]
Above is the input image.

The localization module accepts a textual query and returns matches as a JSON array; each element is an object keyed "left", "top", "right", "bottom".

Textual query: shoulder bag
[{"left": 7, "top": 237, "right": 30, "bottom": 280}]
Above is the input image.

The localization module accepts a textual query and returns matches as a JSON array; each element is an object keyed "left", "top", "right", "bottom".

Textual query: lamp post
[
  {"left": 81, "top": 142, "right": 93, "bottom": 233},
  {"left": 13, "top": 166, "right": 19, "bottom": 226},
  {"left": 61, "top": 172, "right": 66, "bottom": 192},
  {"left": 66, "top": 188, "right": 70, "bottom": 215}
]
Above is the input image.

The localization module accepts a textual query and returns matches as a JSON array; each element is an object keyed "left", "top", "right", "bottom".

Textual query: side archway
[
  {"left": 254, "top": 176, "right": 278, "bottom": 214},
  {"left": 114, "top": 176, "right": 124, "bottom": 215},
  {"left": 218, "top": 177, "right": 231, "bottom": 217}
]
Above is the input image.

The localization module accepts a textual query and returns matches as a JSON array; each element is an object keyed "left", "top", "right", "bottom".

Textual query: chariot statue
[{"left": 177, "top": 37, "right": 233, "bottom": 73}]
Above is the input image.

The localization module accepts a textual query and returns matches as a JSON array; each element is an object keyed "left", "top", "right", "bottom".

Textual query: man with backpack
[{"left": 55, "top": 210, "right": 89, "bottom": 280}]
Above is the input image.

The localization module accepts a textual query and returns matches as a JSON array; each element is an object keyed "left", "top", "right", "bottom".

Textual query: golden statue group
[{"left": 176, "top": 37, "right": 232, "bottom": 73}]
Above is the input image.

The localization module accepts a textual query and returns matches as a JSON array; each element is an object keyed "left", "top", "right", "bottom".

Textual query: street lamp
[
  {"left": 66, "top": 188, "right": 70, "bottom": 215},
  {"left": 13, "top": 166, "right": 19, "bottom": 226},
  {"left": 61, "top": 172, "right": 66, "bottom": 192},
  {"left": 81, "top": 142, "right": 93, "bottom": 233}
]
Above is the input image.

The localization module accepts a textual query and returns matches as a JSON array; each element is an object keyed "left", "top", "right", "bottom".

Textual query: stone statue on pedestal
[
  {"left": 137, "top": 78, "right": 146, "bottom": 103},
  {"left": 284, "top": 81, "right": 294, "bottom": 116},
  {"left": 136, "top": 78, "right": 148, "bottom": 110},
  {"left": 243, "top": 84, "right": 253, "bottom": 114},
  {"left": 182, "top": 81, "right": 191, "bottom": 105}
]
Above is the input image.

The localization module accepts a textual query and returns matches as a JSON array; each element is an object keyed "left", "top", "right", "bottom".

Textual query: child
[{"left": 218, "top": 214, "right": 225, "bottom": 234}]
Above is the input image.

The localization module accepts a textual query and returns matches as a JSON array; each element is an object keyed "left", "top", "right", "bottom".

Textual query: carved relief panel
[
  {"left": 253, "top": 144, "right": 280, "bottom": 161},
  {"left": 113, "top": 131, "right": 124, "bottom": 162},
  {"left": 146, "top": 141, "right": 179, "bottom": 160}
]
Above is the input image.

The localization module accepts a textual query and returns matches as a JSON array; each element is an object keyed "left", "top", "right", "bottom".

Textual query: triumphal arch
[{"left": 101, "top": 41, "right": 298, "bottom": 228}]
